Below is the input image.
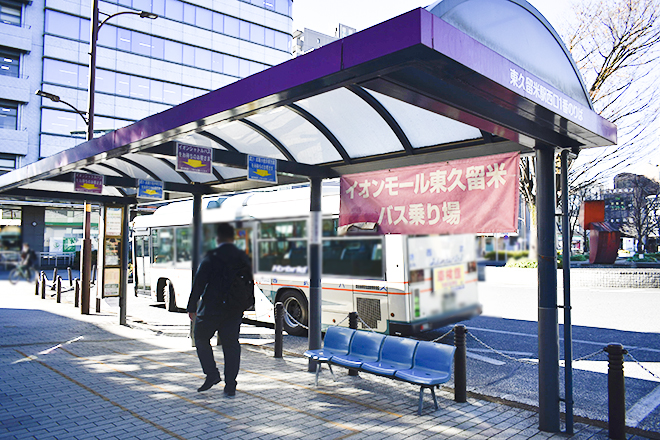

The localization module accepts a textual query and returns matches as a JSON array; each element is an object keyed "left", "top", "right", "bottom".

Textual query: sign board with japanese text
[
  {"left": 339, "top": 152, "right": 519, "bottom": 235},
  {"left": 101, "top": 205, "right": 124, "bottom": 298},
  {"left": 137, "top": 179, "right": 164, "bottom": 199},
  {"left": 176, "top": 143, "right": 212, "bottom": 174},
  {"left": 247, "top": 155, "right": 277, "bottom": 183},
  {"left": 74, "top": 173, "right": 103, "bottom": 194}
]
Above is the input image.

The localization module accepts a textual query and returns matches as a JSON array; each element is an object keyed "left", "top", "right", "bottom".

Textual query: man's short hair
[{"left": 216, "top": 223, "right": 235, "bottom": 242}]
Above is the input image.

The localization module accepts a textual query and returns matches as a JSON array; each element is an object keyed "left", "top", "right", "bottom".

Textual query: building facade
[
  {"left": 1, "top": 0, "right": 293, "bottom": 168},
  {"left": 1, "top": 0, "right": 292, "bottom": 255}
]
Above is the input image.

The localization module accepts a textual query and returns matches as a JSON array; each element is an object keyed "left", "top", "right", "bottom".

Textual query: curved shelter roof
[{"left": 0, "top": 4, "right": 616, "bottom": 203}]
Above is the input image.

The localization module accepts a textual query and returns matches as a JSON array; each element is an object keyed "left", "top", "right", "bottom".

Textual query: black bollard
[
  {"left": 56, "top": 276, "right": 62, "bottom": 303},
  {"left": 35, "top": 276, "right": 40, "bottom": 296},
  {"left": 41, "top": 272, "right": 46, "bottom": 299},
  {"left": 74, "top": 279, "right": 80, "bottom": 308},
  {"left": 454, "top": 325, "right": 467, "bottom": 403},
  {"left": 348, "top": 312, "right": 359, "bottom": 376},
  {"left": 51, "top": 267, "right": 58, "bottom": 291},
  {"left": 605, "top": 343, "right": 627, "bottom": 440},
  {"left": 67, "top": 267, "right": 72, "bottom": 287},
  {"left": 274, "top": 302, "right": 284, "bottom": 358}
]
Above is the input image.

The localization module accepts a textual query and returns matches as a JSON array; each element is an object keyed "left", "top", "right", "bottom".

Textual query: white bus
[{"left": 132, "top": 183, "right": 481, "bottom": 336}]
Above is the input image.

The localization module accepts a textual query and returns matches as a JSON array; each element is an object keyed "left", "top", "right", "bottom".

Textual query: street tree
[
  {"left": 617, "top": 174, "right": 660, "bottom": 253},
  {"left": 520, "top": 0, "right": 660, "bottom": 259}
]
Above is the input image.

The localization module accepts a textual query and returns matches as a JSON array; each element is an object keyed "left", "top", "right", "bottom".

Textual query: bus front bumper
[{"left": 388, "top": 304, "right": 483, "bottom": 336}]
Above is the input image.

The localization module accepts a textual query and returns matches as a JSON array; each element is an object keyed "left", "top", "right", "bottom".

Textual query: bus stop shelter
[{"left": 0, "top": 0, "right": 616, "bottom": 433}]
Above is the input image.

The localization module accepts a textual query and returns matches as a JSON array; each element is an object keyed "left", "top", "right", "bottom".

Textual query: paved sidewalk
[{"left": 0, "top": 281, "right": 647, "bottom": 439}]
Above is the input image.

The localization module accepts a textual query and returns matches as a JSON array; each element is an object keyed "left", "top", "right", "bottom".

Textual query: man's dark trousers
[{"left": 194, "top": 311, "right": 242, "bottom": 391}]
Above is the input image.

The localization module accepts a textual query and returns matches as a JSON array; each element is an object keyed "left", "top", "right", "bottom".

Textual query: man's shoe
[
  {"left": 223, "top": 386, "right": 236, "bottom": 397},
  {"left": 197, "top": 376, "right": 221, "bottom": 392}
]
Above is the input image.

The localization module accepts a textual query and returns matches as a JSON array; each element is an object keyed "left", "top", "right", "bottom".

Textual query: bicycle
[{"left": 9, "top": 263, "right": 37, "bottom": 284}]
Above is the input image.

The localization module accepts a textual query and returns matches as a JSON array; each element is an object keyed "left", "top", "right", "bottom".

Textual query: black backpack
[{"left": 226, "top": 262, "right": 255, "bottom": 312}]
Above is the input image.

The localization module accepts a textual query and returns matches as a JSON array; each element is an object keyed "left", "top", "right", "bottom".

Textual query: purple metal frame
[{"left": 0, "top": 7, "right": 616, "bottom": 193}]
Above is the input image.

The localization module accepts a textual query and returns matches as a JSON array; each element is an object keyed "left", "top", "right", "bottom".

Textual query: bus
[{"left": 131, "top": 183, "right": 482, "bottom": 336}]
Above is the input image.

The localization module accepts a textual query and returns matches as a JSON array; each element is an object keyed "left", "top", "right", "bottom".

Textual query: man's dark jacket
[{"left": 187, "top": 243, "right": 252, "bottom": 317}]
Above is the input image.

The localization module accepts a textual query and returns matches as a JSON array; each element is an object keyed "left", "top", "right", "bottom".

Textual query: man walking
[{"left": 187, "top": 223, "right": 252, "bottom": 396}]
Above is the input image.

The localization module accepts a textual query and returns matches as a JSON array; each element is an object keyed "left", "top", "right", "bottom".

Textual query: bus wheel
[
  {"left": 164, "top": 281, "right": 177, "bottom": 312},
  {"left": 280, "top": 290, "right": 308, "bottom": 336}
]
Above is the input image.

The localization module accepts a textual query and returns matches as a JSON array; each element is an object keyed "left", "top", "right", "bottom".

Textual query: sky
[
  {"left": 291, "top": 0, "right": 660, "bottom": 182},
  {"left": 292, "top": 0, "right": 569, "bottom": 38}
]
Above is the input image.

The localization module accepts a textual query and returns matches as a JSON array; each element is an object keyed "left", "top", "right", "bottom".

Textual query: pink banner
[{"left": 339, "top": 152, "right": 520, "bottom": 235}]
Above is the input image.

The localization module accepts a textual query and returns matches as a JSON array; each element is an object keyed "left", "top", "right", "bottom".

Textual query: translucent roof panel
[
  {"left": 427, "top": 0, "right": 591, "bottom": 107},
  {"left": 124, "top": 153, "right": 188, "bottom": 183},
  {"left": 176, "top": 132, "right": 225, "bottom": 149},
  {"left": 84, "top": 164, "right": 123, "bottom": 177},
  {"left": 365, "top": 89, "right": 483, "bottom": 148},
  {"left": 102, "top": 158, "right": 153, "bottom": 180},
  {"left": 246, "top": 107, "right": 343, "bottom": 165},
  {"left": 214, "top": 166, "right": 246, "bottom": 180},
  {"left": 295, "top": 87, "right": 404, "bottom": 159},
  {"left": 204, "top": 121, "right": 286, "bottom": 159}
]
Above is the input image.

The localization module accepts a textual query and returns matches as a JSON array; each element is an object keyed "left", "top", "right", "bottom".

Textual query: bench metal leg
[
  {"left": 430, "top": 386, "right": 439, "bottom": 411},
  {"left": 315, "top": 362, "right": 321, "bottom": 387},
  {"left": 327, "top": 363, "right": 336, "bottom": 381},
  {"left": 418, "top": 386, "right": 439, "bottom": 415}
]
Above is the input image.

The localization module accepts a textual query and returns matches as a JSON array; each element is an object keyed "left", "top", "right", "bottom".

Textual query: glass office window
[
  {"left": 224, "top": 15, "right": 239, "bottom": 37},
  {"left": 117, "top": 28, "right": 132, "bottom": 51},
  {"left": 97, "top": 25, "right": 117, "bottom": 48},
  {"left": 250, "top": 23, "right": 265, "bottom": 45},
  {"left": 275, "top": 0, "right": 288, "bottom": 15},
  {"left": 0, "top": 48, "right": 19, "bottom": 78},
  {"left": 224, "top": 55, "right": 239, "bottom": 77},
  {"left": 78, "top": 64, "right": 88, "bottom": 88},
  {"left": 163, "top": 82, "right": 181, "bottom": 104},
  {"left": 43, "top": 59, "right": 78, "bottom": 86},
  {"left": 239, "top": 20, "right": 249, "bottom": 40},
  {"left": 151, "top": 36, "right": 164, "bottom": 59},
  {"left": 275, "top": 32, "right": 289, "bottom": 52},
  {"left": 41, "top": 108, "right": 81, "bottom": 135},
  {"left": 115, "top": 73, "right": 130, "bottom": 96},
  {"left": 132, "top": 0, "right": 151, "bottom": 13},
  {"left": 79, "top": 17, "right": 90, "bottom": 43},
  {"left": 264, "top": 28, "right": 275, "bottom": 48},
  {"left": 117, "top": 0, "right": 131, "bottom": 7},
  {"left": 152, "top": 0, "right": 165, "bottom": 16},
  {"left": 212, "top": 52, "right": 223, "bottom": 73},
  {"left": 150, "top": 79, "right": 164, "bottom": 102},
  {"left": 95, "top": 69, "right": 115, "bottom": 94},
  {"left": 194, "top": 47, "right": 211, "bottom": 70},
  {"left": 183, "top": 3, "right": 195, "bottom": 25},
  {"left": 181, "top": 86, "right": 195, "bottom": 102},
  {"left": 0, "top": 100, "right": 17, "bottom": 130},
  {"left": 195, "top": 7, "right": 211, "bottom": 29},
  {"left": 0, "top": 154, "right": 16, "bottom": 170},
  {"left": 164, "top": 40, "right": 182, "bottom": 63},
  {"left": 131, "top": 31, "right": 151, "bottom": 56},
  {"left": 165, "top": 0, "right": 182, "bottom": 21},
  {"left": 212, "top": 12, "right": 223, "bottom": 33},
  {"left": 0, "top": 1, "right": 20, "bottom": 26},
  {"left": 45, "top": 10, "right": 80, "bottom": 40},
  {"left": 182, "top": 45, "right": 194, "bottom": 66},
  {"left": 130, "top": 76, "right": 149, "bottom": 99},
  {"left": 263, "top": 0, "right": 274, "bottom": 10}
]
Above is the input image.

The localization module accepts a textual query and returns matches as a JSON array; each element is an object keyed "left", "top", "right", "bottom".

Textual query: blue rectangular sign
[
  {"left": 247, "top": 155, "right": 277, "bottom": 183},
  {"left": 137, "top": 179, "right": 164, "bottom": 199}
]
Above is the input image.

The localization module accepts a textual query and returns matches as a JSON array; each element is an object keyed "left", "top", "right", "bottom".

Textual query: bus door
[{"left": 134, "top": 234, "right": 151, "bottom": 295}]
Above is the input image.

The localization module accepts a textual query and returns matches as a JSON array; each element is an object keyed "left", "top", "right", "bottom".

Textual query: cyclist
[{"left": 19, "top": 243, "right": 36, "bottom": 280}]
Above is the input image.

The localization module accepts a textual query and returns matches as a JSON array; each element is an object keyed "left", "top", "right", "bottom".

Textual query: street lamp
[
  {"left": 35, "top": 90, "right": 89, "bottom": 126},
  {"left": 87, "top": 6, "right": 158, "bottom": 141}
]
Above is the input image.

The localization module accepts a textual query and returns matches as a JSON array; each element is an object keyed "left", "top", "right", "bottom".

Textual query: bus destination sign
[
  {"left": 176, "top": 143, "right": 212, "bottom": 174},
  {"left": 247, "top": 155, "right": 277, "bottom": 183}
]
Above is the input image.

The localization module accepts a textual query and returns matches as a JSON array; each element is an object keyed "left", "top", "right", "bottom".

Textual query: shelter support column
[
  {"left": 308, "top": 177, "right": 322, "bottom": 372},
  {"left": 560, "top": 149, "right": 574, "bottom": 434},
  {"left": 81, "top": 202, "right": 92, "bottom": 315},
  {"left": 192, "top": 194, "right": 203, "bottom": 277},
  {"left": 536, "top": 147, "right": 560, "bottom": 432},
  {"left": 119, "top": 205, "right": 129, "bottom": 326}
]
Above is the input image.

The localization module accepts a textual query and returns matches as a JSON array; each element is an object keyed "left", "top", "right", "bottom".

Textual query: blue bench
[{"left": 304, "top": 327, "right": 456, "bottom": 415}]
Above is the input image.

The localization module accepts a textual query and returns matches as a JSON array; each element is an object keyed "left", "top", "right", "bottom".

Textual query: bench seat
[{"left": 307, "top": 327, "right": 456, "bottom": 415}]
